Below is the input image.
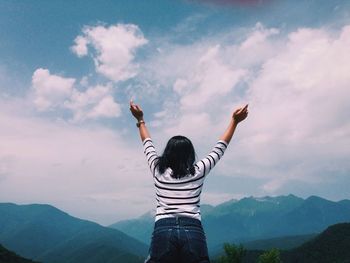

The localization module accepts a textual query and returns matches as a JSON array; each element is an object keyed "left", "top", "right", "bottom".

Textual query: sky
[{"left": 1, "top": 0, "right": 350, "bottom": 225}]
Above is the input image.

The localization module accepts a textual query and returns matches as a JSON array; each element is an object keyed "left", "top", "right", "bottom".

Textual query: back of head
[{"left": 158, "top": 135, "right": 196, "bottom": 179}]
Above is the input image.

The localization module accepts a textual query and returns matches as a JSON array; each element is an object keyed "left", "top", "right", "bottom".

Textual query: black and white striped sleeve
[
  {"left": 195, "top": 140, "right": 228, "bottom": 176},
  {"left": 143, "top": 138, "right": 159, "bottom": 175}
]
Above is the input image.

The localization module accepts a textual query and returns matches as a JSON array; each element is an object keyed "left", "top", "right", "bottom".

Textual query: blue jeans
[{"left": 145, "top": 216, "right": 210, "bottom": 263}]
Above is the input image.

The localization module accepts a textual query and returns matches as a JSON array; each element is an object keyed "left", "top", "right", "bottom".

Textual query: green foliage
[
  {"left": 258, "top": 248, "right": 282, "bottom": 263},
  {"left": 218, "top": 243, "right": 246, "bottom": 263}
]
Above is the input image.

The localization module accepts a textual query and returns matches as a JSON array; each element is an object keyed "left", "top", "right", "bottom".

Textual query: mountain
[
  {"left": 203, "top": 194, "right": 305, "bottom": 248},
  {"left": 282, "top": 222, "right": 350, "bottom": 263},
  {"left": 109, "top": 210, "right": 155, "bottom": 246},
  {"left": 0, "top": 244, "right": 40, "bottom": 263},
  {"left": 0, "top": 203, "right": 148, "bottom": 263},
  {"left": 109, "top": 194, "right": 350, "bottom": 254}
]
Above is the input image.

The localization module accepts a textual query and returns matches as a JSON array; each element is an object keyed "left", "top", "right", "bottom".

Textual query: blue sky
[{"left": 1, "top": 0, "right": 350, "bottom": 225}]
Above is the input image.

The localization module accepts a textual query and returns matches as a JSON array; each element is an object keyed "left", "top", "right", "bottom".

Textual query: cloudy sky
[{"left": 1, "top": 0, "right": 350, "bottom": 225}]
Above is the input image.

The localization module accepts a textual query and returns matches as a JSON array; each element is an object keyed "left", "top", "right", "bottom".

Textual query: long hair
[{"left": 157, "top": 135, "right": 196, "bottom": 179}]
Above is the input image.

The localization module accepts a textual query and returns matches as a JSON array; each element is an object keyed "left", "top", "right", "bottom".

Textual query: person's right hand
[
  {"left": 232, "top": 104, "right": 248, "bottom": 123},
  {"left": 129, "top": 100, "right": 144, "bottom": 121}
]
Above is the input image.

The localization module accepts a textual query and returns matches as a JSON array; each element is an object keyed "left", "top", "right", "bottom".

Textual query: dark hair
[{"left": 157, "top": 135, "right": 196, "bottom": 179}]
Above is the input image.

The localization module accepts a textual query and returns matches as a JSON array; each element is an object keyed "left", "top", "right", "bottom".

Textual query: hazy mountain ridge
[
  {"left": 0, "top": 203, "right": 147, "bottom": 263},
  {"left": 109, "top": 194, "right": 350, "bottom": 253}
]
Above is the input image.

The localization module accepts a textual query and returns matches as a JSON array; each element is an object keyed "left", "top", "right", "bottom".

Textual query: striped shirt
[{"left": 143, "top": 138, "right": 228, "bottom": 222}]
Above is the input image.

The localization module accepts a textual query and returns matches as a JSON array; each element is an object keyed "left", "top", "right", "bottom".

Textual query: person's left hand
[{"left": 129, "top": 100, "right": 144, "bottom": 121}]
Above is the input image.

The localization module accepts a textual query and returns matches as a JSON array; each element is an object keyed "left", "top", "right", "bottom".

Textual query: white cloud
[
  {"left": 31, "top": 69, "right": 121, "bottom": 122},
  {"left": 227, "top": 25, "right": 350, "bottom": 194},
  {"left": 71, "top": 24, "right": 148, "bottom": 82},
  {"left": 229, "top": 22, "right": 281, "bottom": 67},
  {"left": 142, "top": 24, "right": 282, "bottom": 144},
  {"left": 247, "top": 25, "right": 350, "bottom": 149},
  {"left": 164, "top": 112, "right": 212, "bottom": 140},
  {"left": 86, "top": 96, "right": 121, "bottom": 119},
  {"left": 175, "top": 45, "right": 247, "bottom": 112},
  {"left": 239, "top": 22, "right": 279, "bottom": 51},
  {"left": 32, "top": 68, "right": 75, "bottom": 111},
  {"left": 71, "top": 35, "right": 89, "bottom": 57},
  {"left": 161, "top": 22, "right": 280, "bottom": 113},
  {"left": 64, "top": 84, "right": 121, "bottom": 122}
]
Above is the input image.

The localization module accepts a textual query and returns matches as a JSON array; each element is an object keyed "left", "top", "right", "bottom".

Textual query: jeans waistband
[{"left": 155, "top": 216, "right": 202, "bottom": 228}]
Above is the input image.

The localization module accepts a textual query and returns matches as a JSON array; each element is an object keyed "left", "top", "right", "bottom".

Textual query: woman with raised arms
[{"left": 130, "top": 101, "right": 248, "bottom": 263}]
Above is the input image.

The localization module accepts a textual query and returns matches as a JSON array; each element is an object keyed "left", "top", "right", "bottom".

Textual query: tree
[
  {"left": 218, "top": 243, "right": 246, "bottom": 263},
  {"left": 258, "top": 248, "right": 282, "bottom": 263}
]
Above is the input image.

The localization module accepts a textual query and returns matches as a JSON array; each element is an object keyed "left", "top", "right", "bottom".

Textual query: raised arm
[
  {"left": 129, "top": 100, "right": 150, "bottom": 141},
  {"left": 195, "top": 104, "right": 249, "bottom": 177},
  {"left": 220, "top": 104, "right": 248, "bottom": 144}
]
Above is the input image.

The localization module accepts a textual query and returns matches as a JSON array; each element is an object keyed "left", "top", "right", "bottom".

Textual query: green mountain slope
[
  {"left": 282, "top": 222, "right": 350, "bottom": 263},
  {"left": 0, "top": 203, "right": 148, "bottom": 263},
  {"left": 0, "top": 244, "right": 39, "bottom": 263}
]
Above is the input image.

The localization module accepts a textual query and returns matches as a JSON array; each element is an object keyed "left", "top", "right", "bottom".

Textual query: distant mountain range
[
  {"left": 1, "top": 195, "right": 350, "bottom": 263},
  {"left": 0, "top": 203, "right": 147, "bottom": 263},
  {"left": 109, "top": 194, "right": 350, "bottom": 254}
]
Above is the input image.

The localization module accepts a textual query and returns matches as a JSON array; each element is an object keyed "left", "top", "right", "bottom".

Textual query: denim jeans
[{"left": 145, "top": 216, "right": 210, "bottom": 263}]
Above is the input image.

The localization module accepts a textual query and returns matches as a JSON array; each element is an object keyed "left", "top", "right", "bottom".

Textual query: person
[{"left": 130, "top": 101, "right": 248, "bottom": 263}]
